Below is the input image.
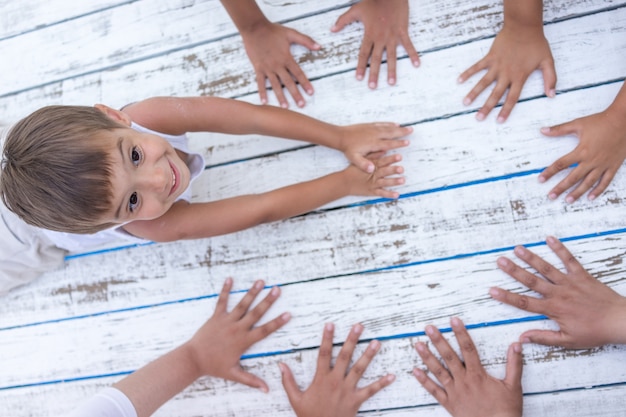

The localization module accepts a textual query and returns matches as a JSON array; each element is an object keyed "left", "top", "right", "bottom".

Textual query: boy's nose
[{"left": 138, "top": 167, "right": 169, "bottom": 194}]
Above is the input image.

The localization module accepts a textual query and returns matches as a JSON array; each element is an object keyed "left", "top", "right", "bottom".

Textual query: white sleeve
[{"left": 67, "top": 387, "right": 138, "bottom": 417}]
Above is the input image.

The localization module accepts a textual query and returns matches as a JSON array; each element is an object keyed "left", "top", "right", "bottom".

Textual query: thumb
[
  {"left": 540, "top": 58, "right": 557, "bottom": 98},
  {"left": 540, "top": 119, "right": 579, "bottom": 138},
  {"left": 279, "top": 362, "right": 302, "bottom": 402},
  {"left": 331, "top": 8, "right": 358, "bottom": 33},
  {"left": 350, "top": 153, "right": 376, "bottom": 174},
  {"left": 504, "top": 342, "right": 523, "bottom": 388},
  {"left": 286, "top": 28, "right": 321, "bottom": 51},
  {"left": 230, "top": 367, "right": 269, "bottom": 393}
]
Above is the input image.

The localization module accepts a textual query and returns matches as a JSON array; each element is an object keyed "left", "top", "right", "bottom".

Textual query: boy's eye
[
  {"left": 129, "top": 192, "right": 139, "bottom": 212},
  {"left": 131, "top": 147, "right": 142, "bottom": 165}
]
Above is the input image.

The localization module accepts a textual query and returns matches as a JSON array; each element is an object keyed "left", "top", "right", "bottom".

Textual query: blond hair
[{"left": 0, "top": 105, "right": 123, "bottom": 234}]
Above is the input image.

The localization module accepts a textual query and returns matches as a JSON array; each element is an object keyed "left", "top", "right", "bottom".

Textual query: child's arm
[
  {"left": 123, "top": 97, "right": 412, "bottom": 174},
  {"left": 490, "top": 236, "right": 626, "bottom": 348},
  {"left": 330, "top": 0, "right": 420, "bottom": 89},
  {"left": 219, "top": 0, "right": 320, "bottom": 108},
  {"left": 458, "top": 0, "right": 556, "bottom": 123},
  {"left": 279, "top": 323, "right": 395, "bottom": 417},
  {"left": 123, "top": 154, "right": 404, "bottom": 242},
  {"left": 111, "top": 278, "right": 289, "bottom": 417},
  {"left": 538, "top": 82, "right": 626, "bottom": 202},
  {"left": 413, "top": 318, "right": 523, "bottom": 417}
]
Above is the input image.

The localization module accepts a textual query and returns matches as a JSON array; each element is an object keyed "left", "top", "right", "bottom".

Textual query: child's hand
[
  {"left": 279, "top": 323, "right": 395, "bottom": 417},
  {"left": 339, "top": 122, "right": 411, "bottom": 174},
  {"left": 185, "top": 278, "right": 290, "bottom": 392},
  {"left": 240, "top": 21, "right": 320, "bottom": 109},
  {"left": 459, "top": 22, "right": 556, "bottom": 123},
  {"left": 344, "top": 152, "right": 405, "bottom": 199},
  {"left": 331, "top": 0, "right": 420, "bottom": 88},
  {"left": 413, "top": 318, "right": 523, "bottom": 417},
  {"left": 538, "top": 109, "right": 626, "bottom": 202},
  {"left": 490, "top": 236, "right": 626, "bottom": 349}
]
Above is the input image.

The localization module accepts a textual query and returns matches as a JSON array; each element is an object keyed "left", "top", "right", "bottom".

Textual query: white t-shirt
[{"left": 67, "top": 387, "right": 137, "bottom": 417}]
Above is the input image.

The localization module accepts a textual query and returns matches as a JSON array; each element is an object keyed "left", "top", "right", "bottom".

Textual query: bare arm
[
  {"left": 123, "top": 96, "right": 411, "bottom": 173},
  {"left": 123, "top": 156, "right": 404, "bottom": 242}
]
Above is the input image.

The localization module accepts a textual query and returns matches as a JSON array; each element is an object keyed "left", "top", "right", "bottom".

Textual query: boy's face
[{"left": 100, "top": 127, "right": 191, "bottom": 224}]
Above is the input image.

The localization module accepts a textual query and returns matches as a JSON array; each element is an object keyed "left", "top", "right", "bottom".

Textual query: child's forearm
[
  {"left": 503, "top": 0, "right": 544, "bottom": 30},
  {"left": 607, "top": 82, "right": 626, "bottom": 116},
  {"left": 220, "top": 0, "right": 270, "bottom": 33},
  {"left": 113, "top": 343, "right": 201, "bottom": 417}
]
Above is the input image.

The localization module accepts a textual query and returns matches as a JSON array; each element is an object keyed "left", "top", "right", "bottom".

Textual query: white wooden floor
[{"left": 1, "top": 1, "right": 626, "bottom": 416}]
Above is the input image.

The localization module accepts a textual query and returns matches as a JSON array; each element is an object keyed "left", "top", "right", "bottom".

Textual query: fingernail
[
  {"left": 386, "top": 374, "right": 396, "bottom": 383},
  {"left": 425, "top": 325, "right": 435, "bottom": 336},
  {"left": 588, "top": 194, "right": 596, "bottom": 201},
  {"left": 496, "top": 116, "right": 505, "bottom": 124},
  {"left": 325, "top": 323, "right": 334, "bottom": 331},
  {"left": 475, "top": 113, "right": 485, "bottom": 121},
  {"left": 489, "top": 287, "right": 501, "bottom": 297},
  {"left": 463, "top": 97, "right": 471, "bottom": 105},
  {"left": 521, "top": 337, "right": 531, "bottom": 344},
  {"left": 278, "top": 362, "right": 286, "bottom": 373},
  {"left": 353, "top": 323, "right": 364, "bottom": 334},
  {"left": 281, "top": 312, "right": 291, "bottom": 322},
  {"left": 356, "top": 74, "right": 364, "bottom": 81},
  {"left": 548, "top": 89, "right": 556, "bottom": 98},
  {"left": 546, "top": 236, "right": 556, "bottom": 244},
  {"left": 297, "top": 100, "right": 305, "bottom": 108},
  {"left": 540, "top": 126, "right": 550, "bottom": 134},
  {"left": 313, "top": 43, "right": 321, "bottom": 49},
  {"left": 369, "top": 340, "right": 381, "bottom": 351},
  {"left": 457, "top": 77, "right": 464, "bottom": 84},
  {"left": 261, "top": 98, "right": 268, "bottom": 105},
  {"left": 413, "top": 60, "right": 420, "bottom": 67},
  {"left": 259, "top": 385, "right": 269, "bottom": 393},
  {"left": 369, "top": 81, "right": 377, "bottom": 89},
  {"left": 566, "top": 196, "right": 574, "bottom": 204},
  {"left": 254, "top": 280, "right": 264, "bottom": 289},
  {"left": 450, "top": 317, "right": 462, "bottom": 327},
  {"left": 514, "top": 246, "right": 526, "bottom": 256},
  {"left": 388, "top": 78, "right": 396, "bottom": 85},
  {"left": 306, "top": 88, "right": 314, "bottom": 95},
  {"left": 281, "top": 103, "right": 288, "bottom": 109},
  {"left": 415, "top": 342, "right": 427, "bottom": 352},
  {"left": 496, "top": 257, "right": 509, "bottom": 267},
  {"left": 538, "top": 175, "right": 546, "bottom": 183},
  {"left": 270, "top": 286, "right": 280, "bottom": 295},
  {"left": 513, "top": 342, "right": 522, "bottom": 353},
  {"left": 548, "top": 192, "right": 557, "bottom": 200}
]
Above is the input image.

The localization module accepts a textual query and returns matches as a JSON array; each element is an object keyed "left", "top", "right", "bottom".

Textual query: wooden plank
[
  {"left": 2, "top": 320, "right": 626, "bottom": 416},
  {"left": 0, "top": 0, "right": 131, "bottom": 40},
  {"left": 0, "top": 82, "right": 622, "bottom": 328},
  {"left": 1, "top": 223, "right": 625, "bottom": 385},
  {"left": 0, "top": 0, "right": 620, "bottom": 123}
]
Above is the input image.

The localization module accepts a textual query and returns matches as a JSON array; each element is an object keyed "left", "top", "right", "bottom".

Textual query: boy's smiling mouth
[{"left": 168, "top": 160, "right": 180, "bottom": 197}]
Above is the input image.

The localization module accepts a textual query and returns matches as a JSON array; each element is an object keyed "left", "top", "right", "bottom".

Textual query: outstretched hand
[
  {"left": 331, "top": 0, "right": 419, "bottom": 89},
  {"left": 279, "top": 323, "right": 395, "bottom": 417},
  {"left": 339, "top": 122, "right": 411, "bottom": 174},
  {"left": 240, "top": 21, "right": 320, "bottom": 109},
  {"left": 491, "top": 237, "right": 626, "bottom": 348},
  {"left": 538, "top": 107, "right": 626, "bottom": 203},
  {"left": 459, "top": 20, "right": 555, "bottom": 123},
  {"left": 186, "top": 278, "right": 291, "bottom": 392},
  {"left": 344, "top": 151, "right": 405, "bottom": 199},
  {"left": 413, "top": 318, "right": 523, "bottom": 417}
]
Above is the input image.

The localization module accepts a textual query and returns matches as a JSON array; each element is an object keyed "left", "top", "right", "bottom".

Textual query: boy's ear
[{"left": 94, "top": 104, "right": 132, "bottom": 127}]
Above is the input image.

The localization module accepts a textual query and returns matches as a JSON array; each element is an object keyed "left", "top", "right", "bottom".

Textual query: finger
[
  {"left": 231, "top": 280, "right": 264, "bottom": 320},
  {"left": 519, "top": 329, "right": 569, "bottom": 347},
  {"left": 565, "top": 168, "right": 601, "bottom": 203},
  {"left": 496, "top": 253, "right": 556, "bottom": 292},
  {"left": 375, "top": 187, "right": 401, "bottom": 200},
  {"left": 375, "top": 153, "right": 403, "bottom": 168},
  {"left": 254, "top": 72, "right": 269, "bottom": 105},
  {"left": 267, "top": 73, "right": 288, "bottom": 109},
  {"left": 504, "top": 342, "right": 523, "bottom": 388},
  {"left": 356, "top": 374, "right": 396, "bottom": 405},
  {"left": 214, "top": 277, "right": 234, "bottom": 314},
  {"left": 356, "top": 39, "right": 373, "bottom": 81},
  {"left": 368, "top": 44, "right": 384, "bottom": 89},
  {"left": 243, "top": 286, "right": 282, "bottom": 327},
  {"left": 539, "top": 151, "right": 578, "bottom": 186},
  {"left": 230, "top": 366, "right": 269, "bottom": 393},
  {"left": 464, "top": 71, "right": 496, "bottom": 108},
  {"left": 346, "top": 339, "right": 381, "bottom": 387},
  {"left": 588, "top": 168, "right": 617, "bottom": 200},
  {"left": 425, "top": 324, "right": 465, "bottom": 377},
  {"left": 489, "top": 286, "right": 546, "bottom": 315},
  {"left": 331, "top": 8, "right": 358, "bottom": 33},
  {"left": 400, "top": 32, "right": 420, "bottom": 67},
  {"left": 545, "top": 236, "right": 585, "bottom": 275},
  {"left": 352, "top": 153, "right": 376, "bottom": 174},
  {"left": 279, "top": 362, "right": 303, "bottom": 402},
  {"left": 414, "top": 338, "right": 453, "bottom": 387},
  {"left": 387, "top": 42, "right": 398, "bottom": 86},
  {"left": 540, "top": 120, "right": 580, "bottom": 138},
  {"left": 540, "top": 57, "right": 557, "bottom": 98},
  {"left": 547, "top": 162, "right": 591, "bottom": 201},
  {"left": 458, "top": 57, "right": 488, "bottom": 85},
  {"left": 413, "top": 367, "right": 448, "bottom": 404},
  {"left": 335, "top": 323, "right": 364, "bottom": 375},
  {"left": 497, "top": 82, "right": 523, "bottom": 123},
  {"left": 316, "top": 323, "right": 335, "bottom": 374},
  {"left": 476, "top": 80, "right": 508, "bottom": 121},
  {"left": 512, "top": 245, "right": 567, "bottom": 285},
  {"left": 286, "top": 28, "right": 321, "bottom": 51},
  {"left": 279, "top": 68, "right": 306, "bottom": 108},
  {"left": 286, "top": 59, "right": 314, "bottom": 96},
  {"left": 450, "top": 317, "right": 483, "bottom": 373},
  {"left": 250, "top": 311, "right": 291, "bottom": 343}
]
